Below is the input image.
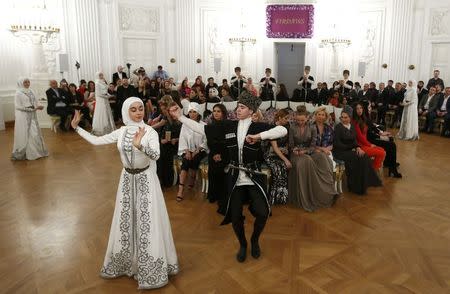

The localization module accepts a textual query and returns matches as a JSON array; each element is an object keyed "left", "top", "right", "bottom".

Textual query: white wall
[{"left": 1, "top": 0, "right": 450, "bottom": 122}]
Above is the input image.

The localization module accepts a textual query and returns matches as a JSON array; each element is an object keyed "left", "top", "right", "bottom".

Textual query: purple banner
[{"left": 266, "top": 5, "right": 314, "bottom": 38}]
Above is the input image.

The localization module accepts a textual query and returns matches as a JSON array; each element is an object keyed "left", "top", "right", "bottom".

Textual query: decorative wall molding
[
  {"left": 119, "top": 5, "right": 159, "bottom": 33},
  {"left": 429, "top": 8, "right": 450, "bottom": 36}
]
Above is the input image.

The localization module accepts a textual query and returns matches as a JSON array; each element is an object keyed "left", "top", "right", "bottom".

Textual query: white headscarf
[
  {"left": 95, "top": 71, "right": 106, "bottom": 84},
  {"left": 16, "top": 77, "right": 31, "bottom": 94},
  {"left": 122, "top": 97, "right": 146, "bottom": 127}
]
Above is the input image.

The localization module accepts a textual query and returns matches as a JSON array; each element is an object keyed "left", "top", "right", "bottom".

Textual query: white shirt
[
  {"left": 236, "top": 117, "right": 253, "bottom": 186},
  {"left": 424, "top": 94, "right": 434, "bottom": 110},
  {"left": 441, "top": 96, "right": 449, "bottom": 111}
]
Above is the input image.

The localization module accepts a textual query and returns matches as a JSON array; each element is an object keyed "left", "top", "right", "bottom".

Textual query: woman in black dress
[
  {"left": 157, "top": 99, "right": 181, "bottom": 187},
  {"left": 333, "top": 110, "right": 381, "bottom": 195},
  {"left": 264, "top": 109, "right": 290, "bottom": 205},
  {"left": 206, "top": 104, "right": 229, "bottom": 214},
  {"left": 362, "top": 102, "right": 402, "bottom": 178}
]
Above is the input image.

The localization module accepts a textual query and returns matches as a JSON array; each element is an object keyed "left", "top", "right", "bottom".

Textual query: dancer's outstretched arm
[{"left": 71, "top": 110, "right": 120, "bottom": 145}]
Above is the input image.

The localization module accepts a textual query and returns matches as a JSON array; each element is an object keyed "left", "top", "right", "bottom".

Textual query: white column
[
  {"left": 387, "top": 0, "right": 414, "bottom": 83},
  {"left": 62, "top": 0, "right": 102, "bottom": 82},
  {"left": 175, "top": 0, "right": 197, "bottom": 79}
]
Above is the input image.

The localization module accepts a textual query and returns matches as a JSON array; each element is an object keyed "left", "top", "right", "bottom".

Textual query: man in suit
[
  {"left": 376, "top": 82, "right": 389, "bottom": 124},
  {"left": 46, "top": 80, "right": 72, "bottom": 131},
  {"left": 311, "top": 82, "right": 323, "bottom": 105},
  {"left": 357, "top": 83, "right": 371, "bottom": 103},
  {"left": 112, "top": 65, "right": 128, "bottom": 86},
  {"left": 437, "top": 87, "right": 450, "bottom": 136},
  {"left": 419, "top": 86, "right": 440, "bottom": 133},
  {"left": 426, "top": 69, "right": 445, "bottom": 90},
  {"left": 417, "top": 80, "right": 428, "bottom": 107},
  {"left": 116, "top": 78, "right": 137, "bottom": 121}
]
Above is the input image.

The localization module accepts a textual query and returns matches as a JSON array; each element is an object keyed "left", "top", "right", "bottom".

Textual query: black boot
[
  {"left": 388, "top": 167, "right": 402, "bottom": 178},
  {"left": 232, "top": 222, "right": 247, "bottom": 262},
  {"left": 250, "top": 218, "right": 267, "bottom": 259}
]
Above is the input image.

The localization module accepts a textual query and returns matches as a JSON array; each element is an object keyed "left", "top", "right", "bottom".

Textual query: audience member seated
[
  {"left": 205, "top": 77, "right": 218, "bottom": 101},
  {"left": 313, "top": 107, "right": 335, "bottom": 168},
  {"left": 327, "top": 90, "right": 340, "bottom": 107},
  {"left": 152, "top": 65, "right": 169, "bottom": 80},
  {"left": 46, "top": 80, "right": 72, "bottom": 131},
  {"left": 276, "top": 83, "right": 290, "bottom": 101},
  {"left": 218, "top": 79, "right": 230, "bottom": 98},
  {"left": 362, "top": 102, "right": 402, "bottom": 178},
  {"left": 386, "top": 82, "right": 403, "bottom": 128},
  {"left": 418, "top": 86, "right": 439, "bottom": 133},
  {"left": 221, "top": 87, "right": 234, "bottom": 102},
  {"left": 288, "top": 109, "right": 336, "bottom": 212},
  {"left": 176, "top": 102, "right": 208, "bottom": 201},
  {"left": 352, "top": 102, "right": 386, "bottom": 178},
  {"left": 68, "top": 83, "right": 91, "bottom": 126},
  {"left": 207, "top": 87, "right": 220, "bottom": 103},
  {"left": 264, "top": 109, "right": 290, "bottom": 205},
  {"left": 437, "top": 87, "right": 450, "bottom": 136},
  {"left": 333, "top": 110, "right": 381, "bottom": 195},
  {"left": 376, "top": 82, "right": 389, "bottom": 124},
  {"left": 77, "top": 79, "right": 87, "bottom": 96},
  {"left": 245, "top": 78, "right": 258, "bottom": 97},
  {"left": 83, "top": 80, "right": 96, "bottom": 114}
]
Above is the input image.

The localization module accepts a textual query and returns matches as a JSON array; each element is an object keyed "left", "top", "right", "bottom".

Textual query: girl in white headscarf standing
[
  {"left": 71, "top": 97, "right": 179, "bottom": 290},
  {"left": 397, "top": 80, "right": 419, "bottom": 140},
  {"left": 11, "top": 77, "right": 49, "bottom": 160},
  {"left": 92, "top": 71, "right": 116, "bottom": 135}
]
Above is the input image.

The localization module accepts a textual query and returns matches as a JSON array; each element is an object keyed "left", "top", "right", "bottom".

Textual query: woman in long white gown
[
  {"left": 71, "top": 97, "right": 179, "bottom": 289},
  {"left": 11, "top": 77, "right": 49, "bottom": 160},
  {"left": 397, "top": 80, "right": 419, "bottom": 140},
  {"left": 92, "top": 71, "right": 116, "bottom": 135}
]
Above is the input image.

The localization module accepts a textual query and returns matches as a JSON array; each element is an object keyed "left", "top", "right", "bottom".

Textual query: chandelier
[{"left": 320, "top": 37, "right": 351, "bottom": 47}]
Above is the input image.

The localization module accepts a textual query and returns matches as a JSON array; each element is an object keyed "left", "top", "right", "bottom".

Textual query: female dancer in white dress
[
  {"left": 11, "top": 77, "right": 49, "bottom": 160},
  {"left": 397, "top": 80, "right": 419, "bottom": 140},
  {"left": 92, "top": 72, "right": 116, "bottom": 135},
  {"left": 71, "top": 97, "right": 179, "bottom": 289}
]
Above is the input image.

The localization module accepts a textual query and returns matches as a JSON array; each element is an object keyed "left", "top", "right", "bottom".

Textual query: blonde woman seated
[
  {"left": 176, "top": 102, "right": 208, "bottom": 201},
  {"left": 313, "top": 107, "right": 336, "bottom": 170},
  {"left": 288, "top": 110, "right": 337, "bottom": 212}
]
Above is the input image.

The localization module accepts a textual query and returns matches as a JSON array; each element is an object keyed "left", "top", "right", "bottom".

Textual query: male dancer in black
[
  {"left": 259, "top": 68, "right": 277, "bottom": 101},
  {"left": 230, "top": 67, "right": 247, "bottom": 98},
  {"left": 297, "top": 65, "right": 315, "bottom": 102},
  {"left": 169, "top": 92, "right": 287, "bottom": 262}
]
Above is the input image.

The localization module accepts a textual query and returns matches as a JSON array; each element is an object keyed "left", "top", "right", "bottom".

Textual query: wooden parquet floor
[{"left": 1, "top": 128, "right": 450, "bottom": 294}]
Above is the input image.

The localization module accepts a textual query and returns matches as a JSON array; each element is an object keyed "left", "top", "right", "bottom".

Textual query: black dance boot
[
  {"left": 388, "top": 167, "right": 402, "bottom": 178},
  {"left": 250, "top": 218, "right": 267, "bottom": 259},
  {"left": 232, "top": 222, "right": 247, "bottom": 262}
]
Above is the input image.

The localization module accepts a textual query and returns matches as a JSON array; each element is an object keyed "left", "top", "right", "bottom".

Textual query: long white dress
[
  {"left": 11, "top": 89, "right": 49, "bottom": 160},
  {"left": 397, "top": 85, "right": 419, "bottom": 140},
  {"left": 75, "top": 125, "right": 179, "bottom": 289},
  {"left": 92, "top": 80, "right": 116, "bottom": 135}
]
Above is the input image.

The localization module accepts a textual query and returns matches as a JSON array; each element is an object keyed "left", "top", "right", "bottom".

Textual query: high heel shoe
[{"left": 388, "top": 167, "right": 402, "bottom": 178}]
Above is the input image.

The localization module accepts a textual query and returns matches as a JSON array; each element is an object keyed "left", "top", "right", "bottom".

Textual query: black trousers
[
  {"left": 229, "top": 185, "right": 269, "bottom": 246},
  {"left": 51, "top": 107, "right": 72, "bottom": 131}
]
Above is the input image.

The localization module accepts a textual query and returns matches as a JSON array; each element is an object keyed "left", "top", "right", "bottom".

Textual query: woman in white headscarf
[
  {"left": 92, "top": 71, "right": 115, "bottom": 135},
  {"left": 397, "top": 80, "right": 419, "bottom": 140},
  {"left": 11, "top": 77, "right": 49, "bottom": 160},
  {"left": 71, "top": 97, "right": 179, "bottom": 289}
]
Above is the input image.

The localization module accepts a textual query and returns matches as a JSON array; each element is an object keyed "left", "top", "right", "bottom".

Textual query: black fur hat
[{"left": 237, "top": 91, "right": 261, "bottom": 112}]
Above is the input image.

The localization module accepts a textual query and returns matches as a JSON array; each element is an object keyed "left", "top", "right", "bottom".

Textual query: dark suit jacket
[
  {"left": 46, "top": 88, "right": 69, "bottom": 115},
  {"left": 426, "top": 78, "right": 444, "bottom": 90},
  {"left": 436, "top": 95, "right": 450, "bottom": 113},
  {"left": 112, "top": 72, "right": 128, "bottom": 85},
  {"left": 419, "top": 94, "right": 440, "bottom": 112}
]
